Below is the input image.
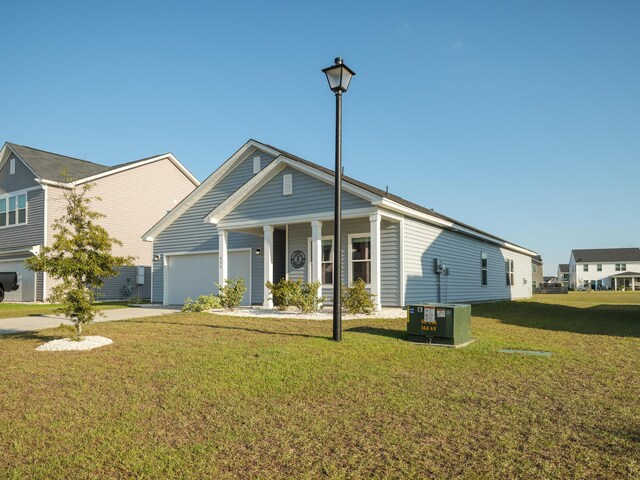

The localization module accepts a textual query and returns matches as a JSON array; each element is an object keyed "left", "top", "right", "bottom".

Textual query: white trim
[
  {"left": 399, "top": 218, "right": 405, "bottom": 306},
  {"left": 218, "top": 207, "right": 377, "bottom": 230},
  {"left": 253, "top": 156, "right": 261, "bottom": 174},
  {"left": 218, "top": 230, "right": 228, "bottom": 285},
  {"left": 376, "top": 200, "right": 537, "bottom": 257},
  {"left": 369, "top": 213, "right": 381, "bottom": 311},
  {"left": 263, "top": 225, "right": 274, "bottom": 308},
  {"left": 162, "top": 248, "right": 252, "bottom": 306},
  {"left": 9, "top": 158, "right": 15, "bottom": 175},
  {"left": 347, "top": 232, "right": 372, "bottom": 288},
  {"left": 144, "top": 140, "right": 282, "bottom": 240},
  {"left": 204, "top": 156, "right": 381, "bottom": 225},
  {"left": 307, "top": 234, "right": 333, "bottom": 287},
  {"left": 285, "top": 224, "right": 289, "bottom": 280}
]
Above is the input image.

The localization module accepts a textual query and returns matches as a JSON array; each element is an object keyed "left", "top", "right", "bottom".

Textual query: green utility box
[{"left": 407, "top": 303, "right": 473, "bottom": 347}]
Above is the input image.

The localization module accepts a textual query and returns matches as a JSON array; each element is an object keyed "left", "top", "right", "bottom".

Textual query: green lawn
[
  {"left": 0, "top": 302, "right": 130, "bottom": 319},
  {"left": 1, "top": 293, "right": 638, "bottom": 479}
]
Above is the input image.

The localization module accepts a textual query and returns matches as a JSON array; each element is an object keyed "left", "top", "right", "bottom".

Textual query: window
[
  {"left": 350, "top": 235, "right": 371, "bottom": 284},
  {"left": 283, "top": 174, "right": 293, "bottom": 196},
  {"left": 10, "top": 158, "right": 15, "bottom": 175},
  {"left": 309, "top": 238, "right": 333, "bottom": 285},
  {"left": 0, "top": 193, "right": 27, "bottom": 227},
  {"left": 505, "top": 259, "right": 514, "bottom": 286},
  {"left": 583, "top": 264, "right": 589, "bottom": 272},
  {"left": 615, "top": 263, "right": 626, "bottom": 271},
  {"left": 532, "top": 263, "right": 537, "bottom": 273},
  {"left": 597, "top": 264, "right": 602, "bottom": 271},
  {"left": 481, "top": 253, "right": 488, "bottom": 286}
]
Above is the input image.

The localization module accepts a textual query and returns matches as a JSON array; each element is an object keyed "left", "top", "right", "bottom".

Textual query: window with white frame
[
  {"left": 597, "top": 264, "right": 602, "bottom": 271},
  {"left": 10, "top": 158, "right": 16, "bottom": 175},
  {"left": 615, "top": 263, "right": 626, "bottom": 271},
  {"left": 309, "top": 237, "right": 333, "bottom": 285},
  {"left": 583, "top": 264, "right": 589, "bottom": 272},
  {"left": 0, "top": 193, "right": 27, "bottom": 227},
  {"left": 481, "top": 252, "right": 488, "bottom": 286},
  {"left": 505, "top": 259, "right": 514, "bottom": 286},
  {"left": 350, "top": 235, "right": 371, "bottom": 284}
]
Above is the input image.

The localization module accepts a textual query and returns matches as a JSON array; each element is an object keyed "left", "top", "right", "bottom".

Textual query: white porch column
[
  {"left": 614, "top": 277, "right": 617, "bottom": 291},
  {"left": 263, "top": 225, "right": 274, "bottom": 308},
  {"left": 218, "top": 230, "right": 228, "bottom": 289},
  {"left": 311, "top": 220, "right": 323, "bottom": 300},
  {"left": 370, "top": 213, "right": 382, "bottom": 311}
]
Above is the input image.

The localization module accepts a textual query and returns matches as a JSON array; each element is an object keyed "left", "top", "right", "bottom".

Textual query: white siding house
[
  {"left": 144, "top": 140, "right": 538, "bottom": 309},
  {"left": 568, "top": 248, "right": 640, "bottom": 290}
]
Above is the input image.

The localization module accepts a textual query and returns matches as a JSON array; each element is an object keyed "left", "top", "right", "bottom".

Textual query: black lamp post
[{"left": 322, "top": 57, "right": 355, "bottom": 342}]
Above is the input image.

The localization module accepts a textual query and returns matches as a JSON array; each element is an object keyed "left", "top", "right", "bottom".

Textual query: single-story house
[{"left": 143, "top": 140, "right": 538, "bottom": 309}]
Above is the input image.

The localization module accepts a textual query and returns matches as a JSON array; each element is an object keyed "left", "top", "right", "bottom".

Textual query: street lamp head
[{"left": 322, "top": 57, "right": 356, "bottom": 93}]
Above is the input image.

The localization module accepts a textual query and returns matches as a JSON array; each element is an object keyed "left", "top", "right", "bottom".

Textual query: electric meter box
[{"left": 406, "top": 303, "right": 473, "bottom": 347}]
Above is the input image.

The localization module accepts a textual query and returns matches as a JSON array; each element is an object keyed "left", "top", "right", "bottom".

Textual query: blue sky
[{"left": 2, "top": 1, "right": 639, "bottom": 275}]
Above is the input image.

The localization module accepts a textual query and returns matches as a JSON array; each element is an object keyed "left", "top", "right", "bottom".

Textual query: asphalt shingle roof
[
  {"left": 571, "top": 248, "right": 640, "bottom": 263},
  {"left": 7, "top": 143, "right": 111, "bottom": 182},
  {"left": 264, "top": 142, "right": 534, "bottom": 253},
  {"left": 559, "top": 264, "right": 569, "bottom": 272}
]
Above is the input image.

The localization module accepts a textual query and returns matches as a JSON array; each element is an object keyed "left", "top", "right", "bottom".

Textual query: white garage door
[
  {"left": 166, "top": 251, "right": 251, "bottom": 306},
  {"left": 0, "top": 259, "right": 35, "bottom": 302}
]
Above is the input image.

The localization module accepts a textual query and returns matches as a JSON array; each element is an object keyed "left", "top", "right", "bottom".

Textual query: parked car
[{"left": 0, "top": 272, "right": 20, "bottom": 302}]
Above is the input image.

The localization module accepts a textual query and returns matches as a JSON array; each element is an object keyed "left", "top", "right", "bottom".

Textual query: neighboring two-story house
[
  {"left": 143, "top": 139, "right": 538, "bottom": 309},
  {"left": 569, "top": 248, "right": 640, "bottom": 291},
  {"left": 531, "top": 255, "right": 543, "bottom": 289},
  {"left": 0, "top": 142, "right": 199, "bottom": 302},
  {"left": 557, "top": 264, "right": 570, "bottom": 287}
]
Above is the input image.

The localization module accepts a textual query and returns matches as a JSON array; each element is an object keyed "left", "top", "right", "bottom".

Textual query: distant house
[
  {"left": 531, "top": 255, "right": 543, "bottom": 289},
  {"left": 143, "top": 139, "right": 539, "bottom": 308},
  {"left": 0, "top": 142, "right": 199, "bottom": 302},
  {"left": 569, "top": 248, "right": 640, "bottom": 291},
  {"left": 557, "top": 264, "right": 570, "bottom": 287},
  {"left": 543, "top": 275, "right": 558, "bottom": 284}
]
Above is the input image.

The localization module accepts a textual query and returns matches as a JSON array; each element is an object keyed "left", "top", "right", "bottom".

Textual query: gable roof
[
  {"left": 571, "top": 248, "right": 640, "bottom": 263},
  {"left": 2, "top": 142, "right": 199, "bottom": 186},
  {"left": 558, "top": 264, "right": 569, "bottom": 273},
  {"left": 144, "top": 139, "right": 537, "bottom": 258}
]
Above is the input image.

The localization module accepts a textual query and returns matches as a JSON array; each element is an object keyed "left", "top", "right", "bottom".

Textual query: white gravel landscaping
[
  {"left": 36, "top": 336, "right": 113, "bottom": 352},
  {"left": 208, "top": 307, "right": 406, "bottom": 320}
]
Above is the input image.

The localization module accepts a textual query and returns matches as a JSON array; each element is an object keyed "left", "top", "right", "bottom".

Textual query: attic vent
[
  {"left": 9, "top": 158, "right": 15, "bottom": 175},
  {"left": 283, "top": 174, "right": 293, "bottom": 196},
  {"left": 253, "top": 157, "right": 261, "bottom": 174}
]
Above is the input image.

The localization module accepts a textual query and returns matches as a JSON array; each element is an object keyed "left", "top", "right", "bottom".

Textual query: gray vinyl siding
[
  {"left": 0, "top": 154, "right": 39, "bottom": 194},
  {"left": 403, "top": 217, "right": 532, "bottom": 304},
  {"left": 0, "top": 188, "right": 45, "bottom": 250},
  {"left": 152, "top": 150, "right": 275, "bottom": 304},
  {"left": 287, "top": 217, "right": 373, "bottom": 304},
  {"left": 380, "top": 219, "right": 400, "bottom": 306},
  {"left": 98, "top": 266, "right": 152, "bottom": 300},
  {"left": 223, "top": 166, "right": 371, "bottom": 225}
]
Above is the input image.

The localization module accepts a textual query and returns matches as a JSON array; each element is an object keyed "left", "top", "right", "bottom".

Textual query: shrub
[
  {"left": 297, "top": 281, "right": 325, "bottom": 313},
  {"left": 216, "top": 278, "right": 247, "bottom": 310},
  {"left": 266, "top": 278, "right": 301, "bottom": 311},
  {"left": 342, "top": 278, "right": 376, "bottom": 315},
  {"left": 181, "top": 294, "right": 222, "bottom": 313}
]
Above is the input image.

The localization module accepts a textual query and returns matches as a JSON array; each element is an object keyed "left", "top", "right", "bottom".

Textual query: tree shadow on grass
[
  {"left": 0, "top": 330, "right": 66, "bottom": 342},
  {"left": 472, "top": 301, "right": 640, "bottom": 338},
  {"left": 121, "top": 319, "right": 330, "bottom": 340}
]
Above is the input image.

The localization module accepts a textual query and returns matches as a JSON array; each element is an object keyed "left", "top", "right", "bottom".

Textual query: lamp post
[{"left": 322, "top": 57, "right": 356, "bottom": 342}]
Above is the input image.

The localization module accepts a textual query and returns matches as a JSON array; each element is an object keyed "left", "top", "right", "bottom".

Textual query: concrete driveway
[{"left": 0, "top": 305, "right": 181, "bottom": 335}]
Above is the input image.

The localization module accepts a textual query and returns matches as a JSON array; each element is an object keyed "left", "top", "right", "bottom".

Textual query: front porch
[
  {"left": 216, "top": 212, "right": 403, "bottom": 311},
  {"left": 611, "top": 272, "right": 640, "bottom": 291}
]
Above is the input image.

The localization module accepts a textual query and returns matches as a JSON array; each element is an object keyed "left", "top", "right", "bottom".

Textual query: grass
[
  {"left": 0, "top": 301, "right": 131, "bottom": 319},
  {"left": 0, "top": 293, "right": 638, "bottom": 479}
]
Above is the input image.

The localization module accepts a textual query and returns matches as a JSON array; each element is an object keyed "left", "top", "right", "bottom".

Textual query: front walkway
[{"left": 0, "top": 305, "right": 180, "bottom": 335}]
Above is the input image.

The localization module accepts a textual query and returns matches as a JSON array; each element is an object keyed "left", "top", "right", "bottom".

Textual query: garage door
[
  {"left": 166, "top": 251, "right": 251, "bottom": 306},
  {"left": 0, "top": 259, "right": 35, "bottom": 302}
]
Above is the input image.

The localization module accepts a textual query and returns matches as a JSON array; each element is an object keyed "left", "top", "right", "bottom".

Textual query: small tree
[{"left": 26, "top": 182, "right": 134, "bottom": 337}]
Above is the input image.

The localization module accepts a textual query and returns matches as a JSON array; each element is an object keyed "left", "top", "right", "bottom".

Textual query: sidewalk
[{"left": 0, "top": 306, "right": 181, "bottom": 335}]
